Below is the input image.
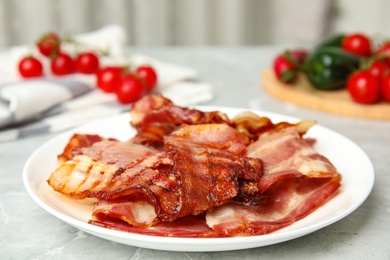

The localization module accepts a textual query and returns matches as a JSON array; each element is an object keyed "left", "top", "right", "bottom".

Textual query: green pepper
[
  {"left": 314, "top": 34, "right": 345, "bottom": 51},
  {"left": 303, "top": 47, "right": 361, "bottom": 90}
]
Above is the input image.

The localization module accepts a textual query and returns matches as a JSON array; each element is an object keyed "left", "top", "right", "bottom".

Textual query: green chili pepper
[
  {"left": 315, "top": 34, "right": 345, "bottom": 51},
  {"left": 303, "top": 47, "right": 361, "bottom": 90}
]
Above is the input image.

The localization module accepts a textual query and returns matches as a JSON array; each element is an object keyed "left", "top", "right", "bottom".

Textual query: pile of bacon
[{"left": 47, "top": 94, "right": 342, "bottom": 237}]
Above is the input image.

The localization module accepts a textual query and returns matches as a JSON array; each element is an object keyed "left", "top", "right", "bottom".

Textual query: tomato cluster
[
  {"left": 19, "top": 32, "right": 97, "bottom": 77},
  {"left": 17, "top": 32, "right": 158, "bottom": 104},
  {"left": 272, "top": 32, "right": 390, "bottom": 104},
  {"left": 96, "top": 65, "right": 157, "bottom": 104},
  {"left": 344, "top": 33, "right": 390, "bottom": 104}
]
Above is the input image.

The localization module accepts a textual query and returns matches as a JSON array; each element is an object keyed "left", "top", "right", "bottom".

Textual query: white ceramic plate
[{"left": 23, "top": 107, "right": 375, "bottom": 252}]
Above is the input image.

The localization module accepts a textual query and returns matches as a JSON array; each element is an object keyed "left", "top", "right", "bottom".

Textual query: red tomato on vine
[
  {"left": 380, "top": 71, "right": 390, "bottom": 102},
  {"left": 375, "top": 42, "right": 390, "bottom": 63},
  {"left": 96, "top": 66, "right": 123, "bottom": 93},
  {"left": 273, "top": 49, "right": 308, "bottom": 83},
  {"left": 136, "top": 65, "right": 158, "bottom": 92},
  {"left": 273, "top": 54, "right": 297, "bottom": 83},
  {"left": 36, "top": 32, "right": 61, "bottom": 57},
  {"left": 115, "top": 74, "right": 145, "bottom": 104},
  {"left": 342, "top": 33, "right": 372, "bottom": 57},
  {"left": 18, "top": 56, "right": 43, "bottom": 78},
  {"left": 368, "top": 60, "right": 390, "bottom": 78},
  {"left": 75, "top": 52, "right": 100, "bottom": 74},
  {"left": 347, "top": 70, "right": 380, "bottom": 104},
  {"left": 51, "top": 52, "right": 75, "bottom": 75}
]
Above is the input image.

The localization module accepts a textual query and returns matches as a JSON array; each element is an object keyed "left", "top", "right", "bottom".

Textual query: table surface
[{"left": 1, "top": 47, "right": 389, "bottom": 259}]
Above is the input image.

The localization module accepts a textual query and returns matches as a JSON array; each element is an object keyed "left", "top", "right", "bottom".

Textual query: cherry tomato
[
  {"left": 136, "top": 65, "right": 158, "bottom": 92},
  {"left": 75, "top": 52, "right": 100, "bottom": 74},
  {"left": 380, "top": 71, "right": 390, "bottom": 102},
  {"left": 51, "top": 52, "right": 75, "bottom": 75},
  {"left": 273, "top": 49, "right": 308, "bottom": 83},
  {"left": 96, "top": 66, "right": 123, "bottom": 93},
  {"left": 368, "top": 60, "right": 390, "bottom": 78},
  {"left": 36, "top": 32, "right": 61, "bottom": 57},
  {"left": 347, "top": 71, "right": 380, "bottom": 104},
  {"left": 115, "top": 74, "right": 145, "bottom": 104},
  {"left": 342, "top": 33, "right": 372, "bottom": 57},
  {"left": 289, "top": 49, "right": 308, "bottom": 64},
  {"left": 375, "top": 42, "right": 390, "bottom": 62},
  {"left": 18, "top": 56, "right": 43, "bottom": 78},
  {"left": 273, "top": 54, "right": 297, "bottom": 83}
]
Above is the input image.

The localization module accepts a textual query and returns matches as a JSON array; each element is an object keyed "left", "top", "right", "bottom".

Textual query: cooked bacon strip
[
  {"left": 205, "top": 123, "right": 341, "bottom": 235},
  {"left": 48, "top": 140, "right": 165, "bottom": 199},
  {"left": 57, "top": 134, "right": 110, "bottom": 164},
  {"left": 130, "top": 94, "right": 229, "bottom": 148},
  {"left": 247, "top": 126, "right": 339, "bottom": 190},
  {"left": 48, "top": 123, "right": 262, "bottom": 228},
  {"left": 231, "top": 111, "right": 316, "bottom": 140},
  {"left": 167, "top": 123, "right": 250, "bottom": 156},
  {"left": 206, "top": 176, "right": 341, "bottom": 236},
  {"left": 89, "top": 215, "right": 223, "bottom": 238},
  {"left": 91, "top": 198, "right": 159, "bottom": 227},
  {"left": 131, "top": 94, "right": 229, "bottom": 127},
  {"left": 162, "top": 124, "right": 262, "bottom": 217}
]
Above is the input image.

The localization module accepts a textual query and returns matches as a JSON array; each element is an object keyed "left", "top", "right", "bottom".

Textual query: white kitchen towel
[{"left": 0, "top": 25, "right": 214, "bottom": 142}]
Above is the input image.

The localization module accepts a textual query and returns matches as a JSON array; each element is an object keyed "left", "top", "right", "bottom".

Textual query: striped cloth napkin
[{"left": 0, "top": 25, "right": 214, "bottom": 142}]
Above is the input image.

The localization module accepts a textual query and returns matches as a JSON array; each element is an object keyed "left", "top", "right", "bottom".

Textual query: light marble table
[{"left": 1, "top": 47, "right": 389, "bottom": 259}]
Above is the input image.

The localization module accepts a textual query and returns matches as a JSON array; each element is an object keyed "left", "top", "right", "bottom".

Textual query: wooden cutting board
[{"left": 261, "top": 69, "right": 390, "bottom": 120}]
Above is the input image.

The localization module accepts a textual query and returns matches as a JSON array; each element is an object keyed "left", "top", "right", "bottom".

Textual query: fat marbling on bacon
[{"left": 47, "top": 94, "right": 342, "bottom": 237}]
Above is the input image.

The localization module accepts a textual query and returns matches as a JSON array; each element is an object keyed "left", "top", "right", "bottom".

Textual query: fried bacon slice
[
  {"left": 231, "top": 110, "right": 316, "bottom": 140},
  {"left": 206, "top": 176, "right": 341, "bottom": 236},
  {"left": 89, "top": 215, "right": 222, "bottom": 238},
  {"left": 205, "top": 123, "right": 342, "bottom": 236},
  {"left": 47, "top": 123, "right": 263, "bottom": 228},
  {"left": 56, "top": 134, "right": 111, "bottom": 164},
  {"left": 130, "top": 94, "right": 229, "bottom": 148}
]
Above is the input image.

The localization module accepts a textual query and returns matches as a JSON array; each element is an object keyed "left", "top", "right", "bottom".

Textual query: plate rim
[{"left": 23, "top": 106, "right": 375, "bottom": 252}]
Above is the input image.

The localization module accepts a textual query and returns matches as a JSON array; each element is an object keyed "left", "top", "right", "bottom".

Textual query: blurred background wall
[{"left": 0, "top": 0, "right": 389, "bottom": 48}]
